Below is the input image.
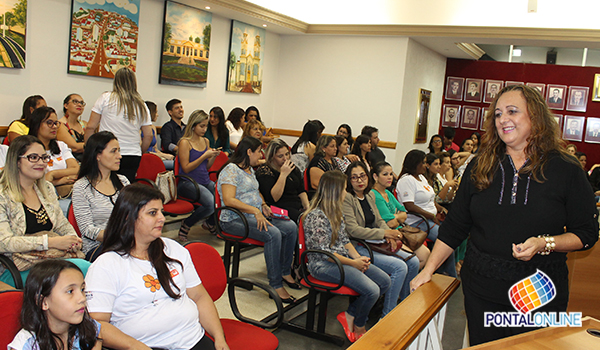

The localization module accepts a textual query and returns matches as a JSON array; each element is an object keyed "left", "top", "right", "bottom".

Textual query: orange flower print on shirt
[
  {"left": 47, "top": 159, "right": 54, "bottom": 167},
  {"left": 143, "top": 274, "right": 161, "bottom": 292}
]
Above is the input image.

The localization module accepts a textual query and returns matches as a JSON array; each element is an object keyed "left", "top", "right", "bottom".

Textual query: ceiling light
[
  {"left": 205, "top": 6, "right": 210, "bottom": 9},
  {"left": 263, "top": 24, "right": 267, "bottom": 27},
  {"left": 513, "top": 49, "right": 522, "bottom": 57}
]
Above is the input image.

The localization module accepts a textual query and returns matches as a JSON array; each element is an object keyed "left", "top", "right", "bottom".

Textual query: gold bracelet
[{"left": 537, "top": 234, "right": 555, "bottom": 255}]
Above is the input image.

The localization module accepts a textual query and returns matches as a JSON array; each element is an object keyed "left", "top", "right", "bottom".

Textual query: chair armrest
[
  {"left": 407, "top": 211, "right": 430, "bottom": 234},
  {"left": 132, "top": 178, "right": 157, "bottom": 189},
  {"left": 174, "top": 174, "right": 202, "bottom": 203},
  {"left": 299, "top": 249, "right": 345, "bottom": 290},
  {"left": 228, "top": 277, "right": 284, "bottom": 329},
  {"left": 350, "top": 237, "right": 374, "bottom": 262},
  {"left": 0, "top": 255, "right": 23, "bottom": 289},
  {"left": 214, "top": 207, "right": 250, "bottom": 241}
]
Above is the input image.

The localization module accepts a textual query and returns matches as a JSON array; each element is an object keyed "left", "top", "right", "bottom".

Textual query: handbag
[
  {"left": 398, "top": 224, "right": 427, "bottom": 251},
  {"left": 156, "top": 171, "right": 177, "bottom": 203},
  {"left": 366, "top": 239, "right": 417, "bottom": 262},
  {"left": 12, "top": 231, "right": 85, "bottom": 271}
]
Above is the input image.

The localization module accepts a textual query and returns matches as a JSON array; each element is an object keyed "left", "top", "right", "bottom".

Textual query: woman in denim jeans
[
  {"left": 217, "top": 137, "right": 299, "bottom": 303},
  {"left": 303, "top": 170, "right": 390, "bottom": 343}
]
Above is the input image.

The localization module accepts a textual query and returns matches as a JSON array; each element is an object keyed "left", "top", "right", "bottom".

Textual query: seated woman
[
  {"left": 430, "top": 152, "right": 457, "bottom": 209},
  {"left": 396, "top": 149, "right": 455, "bottom": 277},
  {"left": 427, "top": 134, "right": 443, "bottom": 156},
  {"left": 207, "top": 107, "right": 232, "bottom": 155},
  {"left": 256, "top": 139, "right": 309, "bottom": 223},
  {"left": 342, "top": 161, "right": 419, "bottom": 315},
  {"left": 218, "top": 137, "right": 299, "bottom": 302},
  {"left": 72, "top": 131, "right": 129, "bottom": 262},
  {"left": 336, "top": 123, "right": 354, "bottom": 149},
  {"left": 144, "top": 101, "right": 175, "bottom": 170},
  {"left": 350, "top": 135, "right": 372, "bottom": 171},
  {"left": 177, "top": 110, "right": 219, "bottom": 241},
  {"left": 371, "top": 161, "right": 430, "bottom": 269},
  {"left": 303, "top": 170, "right": 390, "bottom": 343},
  {"left": 333, "top": 135, "right": 359, "bottom": 173},
  {"left": 246, "top": 106, "right": 275, "bottom": 144},
  {"left": 242, "top": 120, "right": 267, "bottom": 165},
  {"left": 306, "top": 135, "right": 339, "bottom": 199},
  {"left": 85, "top": 184, "right": 229, "bottom": 350},
  {"left": 226, "top": 107, "right": 245, "bottom": 150},
  {"left": 56, "top": 93, "right": 86, "bottom": 160},
  {"left": 454, "top": 138, "right": 475, "bottom": 180},
  {"left": 8, "top": 95, "right": 47, "bottom": 144},
  {"left": 470, "top": 132, "right": 481, "bottom": 153},
  {"left": 0, "top": 135, "right": 87, "bottom": 287},
  {"left": 28, "top": 107, "right": 80, "bottom": 216},
  {"left": 290, "top": 120, "right": 323, "bottom": 173}
]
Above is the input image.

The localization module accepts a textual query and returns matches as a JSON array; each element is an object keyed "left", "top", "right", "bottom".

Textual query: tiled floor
[{"left": 163, "top": 218, "right": 467, "bottom": 349}]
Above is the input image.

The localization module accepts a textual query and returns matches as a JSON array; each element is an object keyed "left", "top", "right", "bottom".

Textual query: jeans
[
  {"left": 178, "top": 180, "right": 215, "bottom": 227},
  {"left": 413, "top": 218, "right": 457, "bottom": 277},
  {"left": 221, "top": 216, "right": 297, "bottom": 289},
  {"left": 310, "top": 259, "right": 390, "bottom": 327},
  {"left": 355, "top": 245, "right": 418, "bottom": 316}
]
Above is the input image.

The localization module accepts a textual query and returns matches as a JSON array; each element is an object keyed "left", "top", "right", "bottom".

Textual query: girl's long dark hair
[
  {"left": 210, "top": 107, "right": 229, "bottom": 148},
  {"left": 245, "top": 106, "right": 261, "bottom": 122},
  {"left": 78, "top": 131, "right": 124, "bottom": 192},
  {"left": 400, "top": 149, "right": 426, "bottom": 177},
  {"left": 21, "top": 260, "right": 98, "bottom": 350},
  {"left": 227, "top": 107, "right": 245, "bottom": 129},
  {"left": 351, "top": 134, "right": 371, "bottom": 159},
  {"left": 291, "top": 120, "right": 323, "bottom": 154},
  {"left": 102, "top": 184, "right": 182, "bottom": 299},
  {"left": 337, "top": 124, "right": 353, "bottom": 148},
  {"left": 221, "top": 136, "right": 262, "bottom": 171},
  {"left": 28, "top": 106, "right": 60, "bottom": 155},
  {"left": 20, "top": 95, "right": 45, "bottom": 127}
]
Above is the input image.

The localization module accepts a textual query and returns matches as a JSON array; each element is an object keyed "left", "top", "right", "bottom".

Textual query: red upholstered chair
[
  {"left": 303, "top": 168, "right": 309, "bottom": 192},
  {"left": 184, "top": 242, "right": 282, "bottom": 350},
  {"left": 135, "top": 153, "right": 195, "bottom": 218},
  {"left": 67, "top": 203, "right": 82, "bottom": 238},
  {"left": 208, "top": 151, "right": 228, "bottom": 183},
  {"left": 0, "top": 290, "right": 23, "bottom": 350}
]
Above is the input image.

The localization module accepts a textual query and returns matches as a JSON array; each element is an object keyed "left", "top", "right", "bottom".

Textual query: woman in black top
[
  {"left": 256, "top": 139, "right": 309, "bottom": 223},
  {"left": 306, "top": 135, "right": 339, "bottom": 199}
]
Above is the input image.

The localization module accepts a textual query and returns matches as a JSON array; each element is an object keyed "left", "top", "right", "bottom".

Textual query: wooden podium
[{"left": 566, "top": 243, "right": 600, "bottom": 319}]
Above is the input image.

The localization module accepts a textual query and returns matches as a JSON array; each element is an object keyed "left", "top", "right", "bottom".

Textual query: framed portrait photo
[
  {"left": 593, "top": 74, "right": 600, "bottom": 102},
  {"left": 480, "top": 107, "right": 490, "bottom": 131},
  {"left": 566, "top": 86, "right": 589, "bottom": 112},
  {"left": 441, "top": 104, "right": 461, "bottom": 128},
  {"left": 505, "top": 81, "right": 524, "bottom": 87},
  {"left": 584, "top": 117, "right": 600, "bottom": 144},
  {"left": 553, "top": 114, "right": 563, "bottom": 136},
  {"left": 461, "top": 106, "right": 480, "bottom": 130},
  {"left": 445, "top": 77, "right": 464, "bottom": 101},
  {"left": 562, "top": 115, "right": 585, "bottom": 142},
  {"left": 484, "top": 80, "right": 503, "bottom": 103},
  {"left": 414, "top": 88, "right": 431, "bottom": 143},
  {"left": 526, "top": 83, "right": 546, "bottom": 97},
  {"left": 546, "top": 84, "right": 567, "bottom": 110},
  {"left": 464, "top": 78, "right": 483, "bottom": 103}
]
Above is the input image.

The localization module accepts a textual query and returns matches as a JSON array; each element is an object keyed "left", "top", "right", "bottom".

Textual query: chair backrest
[
  {"left": 136, "top": 153, "right": 166, "bottom": 181},
  {"left": 174, "top": 156, "right": 180, "bottom": 176},
  {"left": 2, "top": 136, "right": 10, "bottom": 146},
  {"left": 184, "top": 242, "right": 227, "bottom": 301},
  {"left": 303, "top": 169, "right": 309, "bottom": 192},
  {"left": 67, "top": 203, "right": 82, "bottom": 238},
  {"left": 0, "top": 290, "right": 23, "bottom": 350},
  {"left": 298, "top": 218, "right": 306, "bottom": 257},
  {"left": 208, "top": 151, "right": 228, "bottom": 182}
]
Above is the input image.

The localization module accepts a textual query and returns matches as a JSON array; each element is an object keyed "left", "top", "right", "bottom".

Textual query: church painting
[{"left": 227, "top": 20, "right": 264, "bottom": 94}]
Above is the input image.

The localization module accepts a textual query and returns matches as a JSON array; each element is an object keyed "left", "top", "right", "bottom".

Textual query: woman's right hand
[
  {"left": 48, "top": 235, "right": 82, "bottom": 251},
  {"left": 207, "top": 148, "right": 221, "bottom": 158},
  {"left": 384, "top": 229, "right": 402, "bottom": 241},
  {"left": 254, "top": 209, "right": 273, "bottom": 231},
  {"left": 352, "top": 256, "right": 370, "bottom": 273},
  {"left": 447, "top": 179, "right": 458, "bottom": 188},
  {"left": 410, "top": 270, "right": 432, "bottom": 293},
  {"left": 280, "top": 159, "right": 295, "bottom": 177}
]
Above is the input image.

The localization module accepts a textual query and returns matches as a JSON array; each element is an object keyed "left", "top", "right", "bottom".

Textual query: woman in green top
[{"left": 372, "top": 161, "right": 430, "bottom": 268}]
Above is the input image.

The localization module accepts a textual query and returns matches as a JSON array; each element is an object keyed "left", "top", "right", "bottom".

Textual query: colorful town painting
[
  {"left": 68, "top": 0, "right": 140, "bottom": 78},
  {"left": 227, "top": 20, "right": 264, "bottom": 94},
  {"left": 0, "top": 0, "right": 26, "bottom": 69},
  {"left": 160, "top": 1, "right": 212, "bottom": 88}
]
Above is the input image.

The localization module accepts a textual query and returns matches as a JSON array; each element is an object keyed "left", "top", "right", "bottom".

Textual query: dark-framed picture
[
  {"left": 585, "top": 117, "right": 600, "bottom": 144},
  {"left": 505, "top": 81, "right": 524, "bottom": 87},
  {"left": 593, "top": 74, "right": 600, "bottom": 102},
  {"left": 553, "top": 114, "right": 563, "bottom": 136},
  {"left": 159, "top": 1, "right": 212, "bottom": 88},
  {"left": 546, "top": 84, "right": 567, "bottom": 110},
  {"left": 480, "top": 107, "right": 490, "bottom": 131},
  {"left": 414, "top": 89, "right": 431, "bottom": 143},
  {"left": 441, "top": 104, "right": 461, "bottom": 128},
  {"left": 562, "top": 115, "right": 585, "bottom": 142},
  {"left": 445, "top": 77, "right": 464, "bottom": 101},
  {"left": 464, "top": 78, "right": 483, "bottom": 103},
  {"left": 461, "top": 106, "right": 480, "bottom": 130},
  {"left": 527, "top": 83, "right": 546, "bottom": 97},
  {"left": 68, "top": 0, "right": 141, "bottom": 77},
  {"left": 0, "top": 0, "right": 26, "bottom": 68},
  {"left": 227, "top": 20, "right": 265, "bottom": 94},
  {"left": 484, "top": 80, "right": 503, "bottom": 103},
  {"left": 566, "top": 86, "right": 589, "bottom": 112}
]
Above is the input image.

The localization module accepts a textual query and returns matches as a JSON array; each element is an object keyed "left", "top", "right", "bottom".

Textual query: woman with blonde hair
[
  {"left": 411, "top": 85, "right": 598, "bottom": 345},
  {"left": 85, "top": 67, "right": 153, "bottom": 181}
]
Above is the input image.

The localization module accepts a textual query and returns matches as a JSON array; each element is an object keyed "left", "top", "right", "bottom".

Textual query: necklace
[
  {"left": 24, "top": 205, "right": 49, "bottom": 225},
  {"left": 130, "top": 251, "right": 149, "bottom": 260}
]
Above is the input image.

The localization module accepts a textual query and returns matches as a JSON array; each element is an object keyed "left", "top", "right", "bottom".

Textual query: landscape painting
[
  {"left": 0, "top": 0, "right": 26, "bottom": 68},
  {"left": 160, "top": 1, "right": 212, "bottom": 88},
  {"left": 68, "top": 0, "right": 141, "bottom": 78},
  {"left": 227, "top": 20, "right": 265, "bottom": 94}
]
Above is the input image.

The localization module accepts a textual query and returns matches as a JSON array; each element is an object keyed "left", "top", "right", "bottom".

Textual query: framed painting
[
  {"left": 526, "top": 83, "right": 545, "bottom": 97},
  {"left": 445, "top": 76, "right": 464, "bottom": 101},
  {"left": 484, "top": 80, "right": 503, "bottom": 103},
  {"left": 562, "top": 115, "right": 584, "bottom": 142},
  {"left": 227, "top": 20, "right": 265, "bottom": 94},
  {"left": 414, "top": 88, "right": 431, "bottom": 143},
  {"left": 461, "top": 106, "right": 480, "bottom": 131},
  {"left": 554, "top": 114, "right": 563, "bottom": 136},
  {"left": 566, "top": 86, "right": 589, "bottom": 113},
  {"left": 464, "top": 78, "right": 483, "bottom": 103},
  {"left": 505, "top": 81, "right": 524, "bottom": 87},
  {"left": 68, "top": 0, "right": 141, "bottom": 78},
  {"left": 593, "top": 74, "right": 600, "bottom": 102},
  {"left": 480, "top": 107, "right": 490, "bottom": 131},
  {"left": 585, "top": 117, "right": 600, "bottom": 144},
  {"left": 0, "top": 0, "right": 26, "bottom": 68},
  {"left": 441, "top": 104, "right": 460, "bottom": 128},
  {"left": 546, "top": 84, "right": 567, "bottom": 110},
  {"left": 159, "top": 1, "right": 212, "bottom": 88}
]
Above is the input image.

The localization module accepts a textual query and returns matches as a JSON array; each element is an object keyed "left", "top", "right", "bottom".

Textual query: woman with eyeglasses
[
  {"left": 72, "top": 131, "right": 129, "bottom": 262},
  {"left": 0, "top": 135, "right": 88, "bottom": 287},
  {"left": 56, "top": 93, "right": 87, "bottom": 159},
  {"left": 28, "top": 106, "right": 80, "bottom": 216},
  {"left": 427, "top": 134, "right": 444, "bottom": 156}
]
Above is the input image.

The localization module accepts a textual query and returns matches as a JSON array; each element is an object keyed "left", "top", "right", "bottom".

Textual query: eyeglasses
[
  {"left": 350, "top": 173, "right": 368, "bottom": 182},
  {"left": 45, "top": 120, "right": 62, "bottom": 128},
  {"left": 20, "top": 153, "right": 51, "bottom": 163},
  {"left": 71, "top": 99, "right": 86, "bottom": 106},
  {"left": 432, "top": 139, "right": 442, "bottom": 143}
]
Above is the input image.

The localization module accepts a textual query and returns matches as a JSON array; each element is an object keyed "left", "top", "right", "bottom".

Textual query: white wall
[{"left": 0, "top": 0, "right": 280, "bottom": 130}]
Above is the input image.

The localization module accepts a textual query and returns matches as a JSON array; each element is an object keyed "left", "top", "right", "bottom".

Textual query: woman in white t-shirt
[
  {"left": 226, "top": 107, "right": 245, "bottom": 150},
  {"left": 85, "top": 67, "right": 153, "bottom": 182},
  {"left": 85, "top": 184, "right": 229, "bottom": 350}
]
